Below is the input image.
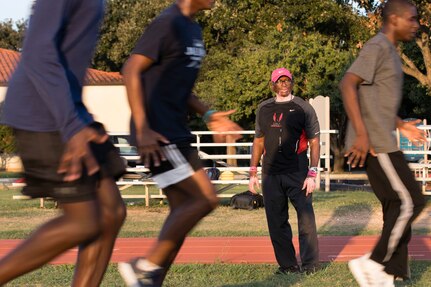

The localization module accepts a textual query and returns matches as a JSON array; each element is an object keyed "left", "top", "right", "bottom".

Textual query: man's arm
[
  {"left": 122, "top": 54, "right": 169, "bottom": 167},
  {"left": 188, "top": 93, "right": 209, "bottom": 115},
  {"left": 187, "top": 94, "right": 243, "bottom": 143},
  {"left": 249, "top": 136, "right": 264, "bottom": 193},
  {"left": 21, "top": 0, "right": 86, "bottom": 141},
  {"left": 339, "top": 72, "right": 374, "bottom": 168},
  {"left": 396, "top": 117, "right": 426, "bottom": 144},
  {"left": 22, "top": 0, "right": 109, "bottom": 181},
  {"left": 308, "top": 136, "right": 320, "bottom": 168},
  {"left": 301, "top": 136, "right": 320, "bottom": 196}
]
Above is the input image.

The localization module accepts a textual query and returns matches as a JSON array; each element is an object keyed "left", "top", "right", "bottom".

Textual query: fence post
[
  {"left": 226, "top": 135, "right": 237, "bottom": 167},
  {"left": 196, "top": 133, "right": 201, "bottom": 152}
]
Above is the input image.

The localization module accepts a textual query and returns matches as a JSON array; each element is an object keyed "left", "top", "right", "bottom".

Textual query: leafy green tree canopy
[{"left": 0, "top": 20, "right": 26, "bottom": 51}]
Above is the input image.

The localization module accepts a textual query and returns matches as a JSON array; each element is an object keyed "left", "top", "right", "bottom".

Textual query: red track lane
[{"left": 0, "top": 236, "right": 429, "bottom": 265}]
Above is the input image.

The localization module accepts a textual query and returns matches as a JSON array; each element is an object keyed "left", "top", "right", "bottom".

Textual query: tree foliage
[
  {"left": 2, "top": 0, "right": 427, "bottom": 171},
  {"left": 90, "top": 0, "right": 372, "bottom": 171},
  {"left": 350, "top": 0, "right": 431, "bottom": 94},
  {"left": 0, "top": 126, "right": 15, "bottom": 154},
  {"left": 93, "top": 0, "right": 172, "bottom": 71},
  {"left": 0, "top": 20, "right": 26, "bottom": 51},
  {"left": 0, "top": 102, "right": 16, "bottom": 169}
]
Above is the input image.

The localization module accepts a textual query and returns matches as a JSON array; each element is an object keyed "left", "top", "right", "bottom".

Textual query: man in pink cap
[{"left": 249, "top": 67, "right": 321, "bottom": 274}]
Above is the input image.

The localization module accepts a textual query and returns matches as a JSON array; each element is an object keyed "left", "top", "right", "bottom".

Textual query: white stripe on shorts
[
  {"left": 164, "top": 144, "right": 186, "bottom": 168},
  {"left": 152, "top": 144, "right": 195, "bottom": 189}
]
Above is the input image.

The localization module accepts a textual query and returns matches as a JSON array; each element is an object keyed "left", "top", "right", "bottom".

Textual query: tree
[
  {"left": 0, "top": 102, "right": 16, "bottom": 170},
  {"left": 195, "top": 0, "right": 370, "bottom": 172},
  {"left": 195, "top": 26, "right": 356, "bottom": 171},
  {"left": 93, "top": 0, "right": 431, "bottom": 172},
  {"left": 400, "top": 1, "right": 431, "bottom": 91},
  {"left": 93, "top": 0, "right": 171, "bottom": 71},
  {"left": 351, "top": 0, "right": 431, "bottom": 94},
  {"left": 0, "top": 20, "right": 26, "bottom": 51}
]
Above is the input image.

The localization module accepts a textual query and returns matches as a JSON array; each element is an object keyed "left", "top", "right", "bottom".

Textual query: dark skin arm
[
  {"left": 308, "top": 136, "right": 320, "bottom": 168},
  {"left": 248, "top": 136, "right": 264, "bottom": 193},
  {"left": 339, "top": 72, "right": 376, "bottom": 168},
  {"left": 396, "top": 118, "right": 426, "bottom": 144},
  {"left": 187, "top": 94, "right": 243, "bottom": 143},
  {"left": 122, "top": 54, "right": 170, "bottom": 168},
  {"left": 58, "top": 128, "right": 108, "bottom": 181},
  {"left": 302, "top": 136, "right": 320, "bottom": 196}
]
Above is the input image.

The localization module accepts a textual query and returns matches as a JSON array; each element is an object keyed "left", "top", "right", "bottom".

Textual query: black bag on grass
[
  {"left": 230, "top": 191, "right": 264, "bottom": 210},
  {"left": 205, "top": 167, "right": 220, "bottom": 180}
]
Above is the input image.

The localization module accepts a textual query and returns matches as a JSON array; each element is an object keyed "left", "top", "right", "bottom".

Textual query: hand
[
  {"left": 58, "top": 127, "right": 109, "bottom": 181},
  {"left": 399, "top": 119, "right": 427, "bottom": 146},
  {"left": 206, "top": 110, "right": 243, "bottom": 143},
  {"left": 136, "top": 127, "right": 170, "bottom": 168},
  {"left": 248, "top": 175, "right": 260, "bottom": 194},
  {"left": 344, "top": 134, "right": 376, "bottom": 168},
  {"left": 302, "top": 177, "right": 316, "bottom": 196}
]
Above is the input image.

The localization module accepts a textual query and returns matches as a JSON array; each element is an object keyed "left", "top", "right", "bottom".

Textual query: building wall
[
  {"left": 83, "top": 85, "right": 130, "bottom": 133},
  {"left": 0, "top": 87, "right": 6, "bottom": 102},
  {"left": 0, "top": 85, "right": 131, "bottom": 133}
]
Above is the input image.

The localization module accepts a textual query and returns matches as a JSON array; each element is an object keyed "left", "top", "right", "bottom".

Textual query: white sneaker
[
  {"left": 348, "top": 254, "right": 394, "bottom": 287},
  {"left": 348, "top": 254, "right": 372, "bottom": 287}
]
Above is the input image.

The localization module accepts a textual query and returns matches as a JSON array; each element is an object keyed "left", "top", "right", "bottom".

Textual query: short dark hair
[{"left": 382, "top": 0, "right": 415, "bottom": 23}]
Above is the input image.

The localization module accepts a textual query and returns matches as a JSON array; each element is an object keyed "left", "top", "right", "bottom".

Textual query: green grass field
[
  {"left": 5, "top": 262, "right": 431, "bottom": 287},
  {"left": 1, "top": 186, "right": 430, "bottom": 286}
]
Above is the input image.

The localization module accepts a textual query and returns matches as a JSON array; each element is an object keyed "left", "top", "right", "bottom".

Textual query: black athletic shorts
[
  {"left": 13, "top": 122, "right": 126, "bottom": 203},
  {"left": 149, "top": 141, "right": 202, "bottom": 189}
]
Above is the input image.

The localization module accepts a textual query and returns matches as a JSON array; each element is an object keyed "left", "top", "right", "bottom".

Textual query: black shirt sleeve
[
  {"left": 254, "top": 104, "right": 264, "bottom": 138},
  {"left": 132, "top": 17, "right": 170, "bottom": 61},
  {"left": 303, "top": 103, "right": 320, "bottom": 139}
]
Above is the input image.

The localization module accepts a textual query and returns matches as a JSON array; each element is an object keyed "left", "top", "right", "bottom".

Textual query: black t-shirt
[
  {"left": 255, "top": 97, "right": 320, "bottom": 174},
  {"left": 130, "top": 4, "right": 206, "bottom": 143}
]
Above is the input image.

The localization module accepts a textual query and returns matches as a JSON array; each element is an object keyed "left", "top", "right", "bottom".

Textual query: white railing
[
  {"left": 397, "top": 125, "right": 431, "bottom": 195},
  {"left": 112, "top": 126, "right": 431, "bottom": 196},
  {"left": 111, "top": 130, "right": 337, "bottom": 193}
]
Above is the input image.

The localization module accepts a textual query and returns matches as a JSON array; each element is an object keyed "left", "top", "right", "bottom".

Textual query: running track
[{"left": 0, "top": 236, "right": 430, "bottom": 265}]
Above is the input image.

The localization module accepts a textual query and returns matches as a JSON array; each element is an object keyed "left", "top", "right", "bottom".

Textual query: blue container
[{"left": 399, "top": 118, "right": 424, "bottom": 163}]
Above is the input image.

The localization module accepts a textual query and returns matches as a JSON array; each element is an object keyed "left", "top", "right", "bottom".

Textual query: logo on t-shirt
[
  {"left": 185, "top": 39, "right": 206, "bottom": 68},
  {"left": 271, "top": 113, "right": 283, "bottom": 128}
]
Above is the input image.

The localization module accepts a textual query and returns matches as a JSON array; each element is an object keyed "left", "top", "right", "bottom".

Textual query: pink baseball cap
[{"left": 271, "top": 68, "right": 293, "bottom": 83}]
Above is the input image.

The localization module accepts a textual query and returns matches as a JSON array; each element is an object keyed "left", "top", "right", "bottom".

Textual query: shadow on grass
[
  {"left": 318, "top": 203, "right": 373, "bottom": 235},
  {"left": 317, "top": 203, "right": 372, "bottom": 261}
]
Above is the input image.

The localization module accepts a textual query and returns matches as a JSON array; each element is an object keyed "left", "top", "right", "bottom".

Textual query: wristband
[
  {"left": 309, "top": 167, "right": 318, "bottom": 173},
  {"left": 307, "top": 167, "right": 318, "bottom": 178},
  {"left": 203, "top": 109, "right": 217, "bottom": 123},
  {"left": 249, "top": 166, "right": 257, "bottom": 172}
]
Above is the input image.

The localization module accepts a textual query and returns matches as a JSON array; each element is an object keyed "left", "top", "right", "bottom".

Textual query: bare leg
[
  {"left": 0, "top": 200, "right": 100, "bottom": 285},
  {"left": 155, "top": 191, "right": 189, "bottom": 282},
  {"left": 72, "top": 178, "right": 126, "bottom": 287},
  {"left": 146, "top": 169, "right": 218, "bottom": 267}
]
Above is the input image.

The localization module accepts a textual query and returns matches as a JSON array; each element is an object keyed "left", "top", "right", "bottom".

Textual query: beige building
[
  {"left": 0, "top": 48, "right": 131, "bottom": 171},
  {"left": 0, "top": 48, "right": 130, "bottom": 133}
]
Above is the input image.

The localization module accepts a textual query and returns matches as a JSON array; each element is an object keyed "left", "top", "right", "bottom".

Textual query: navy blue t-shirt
[
  {"left": 2, "top": 0, "right": 104, "bottom": 141},
  {"left": 130, "top": 4, "right": 206, "bottom": 143}
]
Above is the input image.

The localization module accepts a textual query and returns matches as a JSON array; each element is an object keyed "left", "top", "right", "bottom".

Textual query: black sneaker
[
  {"left": 275, "top": 265, "right": 301, "bottom": 275},
  {"left": 118, "top": 258, "right": 164, "bottom": 287},
  {"left": 301, "top": 264, "right": 321, "bottom": 275},
  {"left": 395, "top": 275, "right": 411, "bottom": 282}
]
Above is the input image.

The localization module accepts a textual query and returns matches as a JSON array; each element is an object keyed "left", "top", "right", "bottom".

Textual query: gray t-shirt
[{"left": 345, "top": 32, "right": 403, "bottom": 153}]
